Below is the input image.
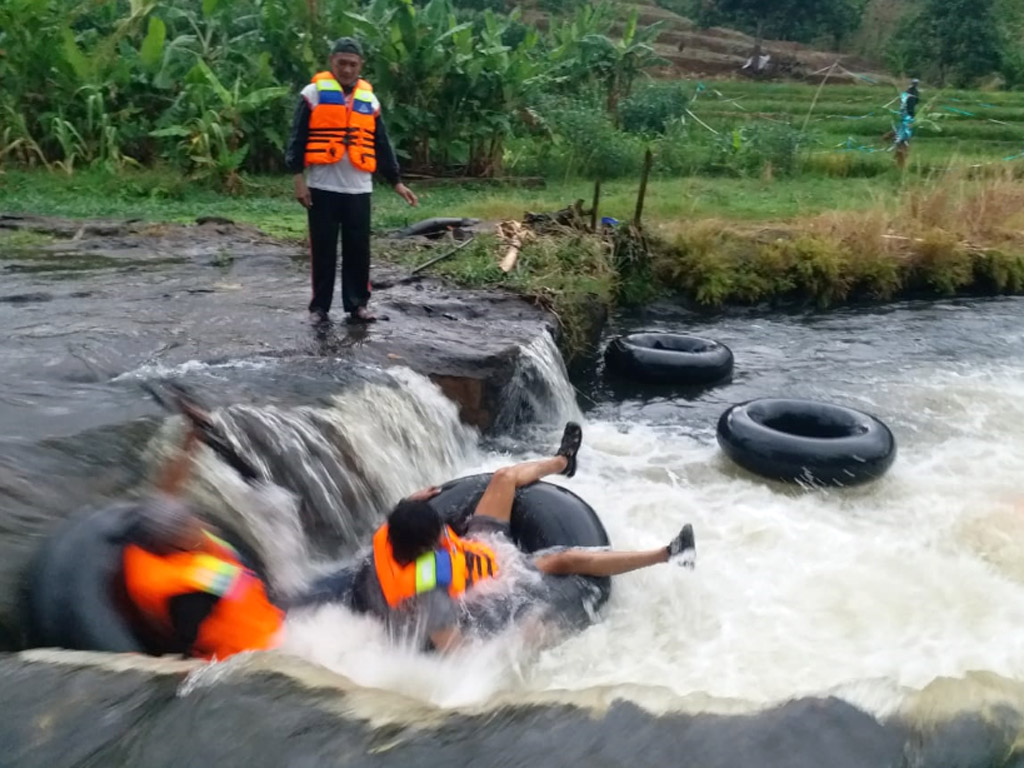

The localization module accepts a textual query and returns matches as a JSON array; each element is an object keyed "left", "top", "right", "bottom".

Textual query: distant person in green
[
  {"left": 902, "top": 78, "right": 920, "bottom": 119},
  {"left": 893, "top": 78, "right": 920, "bottom": 169}
]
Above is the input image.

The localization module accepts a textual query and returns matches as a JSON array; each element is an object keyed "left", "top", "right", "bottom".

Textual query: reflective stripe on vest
[
  {"left": 304, "top": 73, "right": 378, "bottom": 172},
  {"left": 372, "top": 523, "right": 499, "bottom": 608}
]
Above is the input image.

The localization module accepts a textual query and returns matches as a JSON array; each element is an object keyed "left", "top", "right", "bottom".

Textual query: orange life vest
[
  {"left": 372, "top": 523, "right": 500, "bottom": 608},
  {"left": 122, "top": 533, "right": 284, "bottom": 660},
  {"left": 304, "top": 72, "right": 378, "bottom": 172}
]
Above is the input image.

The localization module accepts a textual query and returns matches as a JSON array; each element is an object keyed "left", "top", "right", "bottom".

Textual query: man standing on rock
[{"left": 285, "top": 37, "right": 418, "bottom": 325}]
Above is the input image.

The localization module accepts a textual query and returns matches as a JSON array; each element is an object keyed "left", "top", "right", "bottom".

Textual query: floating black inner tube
[
  {"left": 755, "top": 411, "right": 867, "bottom": 440},
  {"left": 430, "top": 473, "right": 612, "bottom": 630},
  {"left": 717, "top": 398, "right": 897, "bottom": 487},
  {"left": 431, "top": 473, "right": 610, "bottom": 553},
  {"left": 298, "top": 475, "right": 614, "bottom": 630},
  {"left": 604, "top": 332, "right": 734, "bottom": 386},
  {"left": 638, "top": 335, "right": 715, "bottom": 354}
]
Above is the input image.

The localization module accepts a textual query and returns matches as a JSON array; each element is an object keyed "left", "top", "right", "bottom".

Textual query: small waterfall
[
  {"left": 151, "top": 366, "right": 480, "bottom": 595},
  {"left": 494, "top": 332, "right": 583, "bottom": 434},
  {"left": 144, "top": 336, "right": 580, "bottom": 596}
]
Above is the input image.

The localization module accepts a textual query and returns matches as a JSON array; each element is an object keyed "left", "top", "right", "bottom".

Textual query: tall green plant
[
  {"left": 0, "top": 0, "right": 665, "bottom": 181},
  {"left": 548, "top": 4, "right": 666, "bottom": 120}
]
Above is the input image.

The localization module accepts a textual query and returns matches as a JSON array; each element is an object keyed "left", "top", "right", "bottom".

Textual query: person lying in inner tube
[
  {"left": 121, "top": 412, "right": 285, "bottom": 661},
  {"left": 352, "top": 422, "right": 697, "bottom": 653}
]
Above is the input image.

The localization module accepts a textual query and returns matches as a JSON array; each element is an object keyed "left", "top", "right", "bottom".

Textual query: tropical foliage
[{"left": 0, "top": 0, "right": 665, "bottom": 183}]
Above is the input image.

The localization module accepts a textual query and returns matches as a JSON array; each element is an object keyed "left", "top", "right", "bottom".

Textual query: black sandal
[{"left": 556, "top": 421, "right": 583, "bottom": 478}]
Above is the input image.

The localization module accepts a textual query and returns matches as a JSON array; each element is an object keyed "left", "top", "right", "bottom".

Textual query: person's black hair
[
  {"left": 387, "top": 499, "right": 443, "bottom": 565},
  {"left": 132, "top": 494, "right": 201, "bottom": 555}
]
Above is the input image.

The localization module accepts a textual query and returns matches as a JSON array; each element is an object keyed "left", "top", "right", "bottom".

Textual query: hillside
[{"left": 524, "top": 0, "right": 892, "bottom": 85}]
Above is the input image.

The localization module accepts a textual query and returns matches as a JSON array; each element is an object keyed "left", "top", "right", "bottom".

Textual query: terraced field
[{"left": 683, "top": 80, "right": 1024, "bottom": 173}]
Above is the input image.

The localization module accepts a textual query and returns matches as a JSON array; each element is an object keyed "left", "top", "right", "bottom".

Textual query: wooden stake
[
  {"left": 410, "top": 236, "right": 474, "bottom": 275},
  {"left": 633, "top": 149, "right": 653, "bottom": 228},
  {"left": 590, "top": 179, "right": 602, "bottom": 231},
  {"left": 801, "top": 60, "right": 838, "bottom": 135},
  {"left": 499, "top": 221, "right": 526, "bottom": 273}
]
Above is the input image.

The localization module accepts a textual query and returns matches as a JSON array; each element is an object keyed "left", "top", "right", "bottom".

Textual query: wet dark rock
[
  {"left": 0, "top": 214, "right": 557, "bottom": 435},
  {"left": 0, "top": 657, "right": 181, "bottom": 768},
  {"left": 892, "top": 705, "right": 1024, "bottom": 768},
  {"left": 11, "top": 653, "right": 1016, "bottom": 768},
  {"left": 0, "top": 292, "right": 52, "bottom": 304}
]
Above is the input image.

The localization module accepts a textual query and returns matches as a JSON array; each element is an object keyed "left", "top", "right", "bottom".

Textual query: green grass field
[
  {"left": 1, "top": 81, "right": 1021, "bottom": 243},
  {"left": 0, "top": 167, "right": 907, "bottom": 241},
  {"left": 686, "top": 80, "right": 1024, "bottom": 172},
  {"left": 3, "top": 79, "right": 1023, "bottom": 348}
]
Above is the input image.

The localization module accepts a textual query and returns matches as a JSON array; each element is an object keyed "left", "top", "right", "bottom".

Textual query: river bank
[{"left": 5, "top": 170, "right": 1024, "bottom": 369}]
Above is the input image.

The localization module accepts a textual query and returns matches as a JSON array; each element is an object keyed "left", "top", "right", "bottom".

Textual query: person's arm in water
[
  {"left": 430, "top": 625, "right": 463, "bottom": 653},
  {"left": 406, "top": 588, "right": 463, "bottom": 654},
  {"left": 406, "top": 486, "right": 441, "bottom": 502},
  {"left": 153, "top": 424, "right": 201, "bottom": 498}
]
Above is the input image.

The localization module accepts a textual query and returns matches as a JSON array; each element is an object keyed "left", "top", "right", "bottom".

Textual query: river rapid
[{"left": 3, "top": 232, "right": 1024, "bottom": 766}]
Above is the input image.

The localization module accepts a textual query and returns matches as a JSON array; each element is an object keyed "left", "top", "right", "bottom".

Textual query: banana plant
[
  {"left": 548, "top": 3, "right": 666, "bottom": 120},
  {"left": 152, "top": 58, "right": 288, "bottom": 186}
]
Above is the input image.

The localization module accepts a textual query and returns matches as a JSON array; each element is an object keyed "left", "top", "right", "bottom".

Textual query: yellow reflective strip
[
  {"left": 202, "top": 530, "right": 239, "bottom": 559},
  {"left": 317, "top": 79, "right": 343, "bottom": 91},
  {"left": 414, "top": 552, "right": 437, "bottom": 593}
]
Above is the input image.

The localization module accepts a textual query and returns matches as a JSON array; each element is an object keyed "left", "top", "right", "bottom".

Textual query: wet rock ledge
[
  {"left": 0, "top": 213, "right": 557, "bottom": 431},
  {"left": 3, "top": 650, "right": 1021, "bottom": 768}
]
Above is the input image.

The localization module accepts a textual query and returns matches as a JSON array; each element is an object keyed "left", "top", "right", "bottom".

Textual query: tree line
[{"left": 689, "top": 0, "right": 1024, "bottom": 88}]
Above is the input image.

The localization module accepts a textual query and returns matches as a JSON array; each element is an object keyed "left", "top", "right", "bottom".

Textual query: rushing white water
[
  {"left": 145, "top": 362, "right": 479, "bottom": 597},
  {"left": 134, "top": 326, "right": 1024, "bottom": 721},
  {"left": 277, "top": 343, "right": 1024, "bottom": 720},
  {"left": 494, "top": 333, "right": 584, "bottom": 431}
]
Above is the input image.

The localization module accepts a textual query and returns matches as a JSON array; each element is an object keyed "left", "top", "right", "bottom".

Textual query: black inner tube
[
  {"left": 604, "top": 332, "right": 734, "bottom": 388},
  {"left": 634, "top": 335, "right": 715, "bottom": 354},
  {"left": 757, "top": 412, "right": 868, "bottom": 439},
  {"left": 429, "top": 473, "right": 612, "bottom": 633},
  {"left": 717, "top": 398, "right": 897, "bottom": 487}
]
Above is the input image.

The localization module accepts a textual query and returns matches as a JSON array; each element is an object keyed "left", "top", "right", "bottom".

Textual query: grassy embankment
[{"left": 3, "top": 82, "right": 1024, "bottom": 355}]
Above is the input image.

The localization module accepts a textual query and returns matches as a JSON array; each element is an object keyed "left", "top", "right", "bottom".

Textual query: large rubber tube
[
  {"left": 289, "top": 475, "right": 614, "bottom": 631},
  {"left": 605, "top": 333, "right": 734, "bottom": 386},
  {"left": 392, "top": 217, "right": 480, "bottom": 239},
  {"left": 25, "top": 504, "right": 147, "bottom": 653},
  {"left": 25, "top": 503, "right": 269, "bottom": 655},
  {"left": 717, "top": 398, "right": 897, "bottom": 487},
  {"left": 429, "top": 473, "right": 612, "bottom": 630}
]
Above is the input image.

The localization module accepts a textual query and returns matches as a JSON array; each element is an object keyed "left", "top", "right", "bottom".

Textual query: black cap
[{"left": 331, "top": 37, "right": 364, "bottom": 58}]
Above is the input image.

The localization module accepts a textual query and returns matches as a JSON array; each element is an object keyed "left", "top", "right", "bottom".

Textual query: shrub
[
  {"left": 516, "top": 97, "right": 647, "bottom": 179},
  {"left": 619, "top": 81, "right": 691, "bottom": 136}
]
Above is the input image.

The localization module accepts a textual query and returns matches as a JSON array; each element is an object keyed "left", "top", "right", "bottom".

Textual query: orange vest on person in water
[
  {"left": 122, "top": 532, "right": 284, "bottom": 660},
  {"left": 304, "top": 72, "right": 378, "bottom": 172},
  {"left": 372, "top": 523, "right": 500, "bottom": 608}
]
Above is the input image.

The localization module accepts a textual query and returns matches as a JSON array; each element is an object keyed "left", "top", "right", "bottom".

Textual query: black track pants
[{"left": 307, "top": 188, "right": 372, "bottom": 314}]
